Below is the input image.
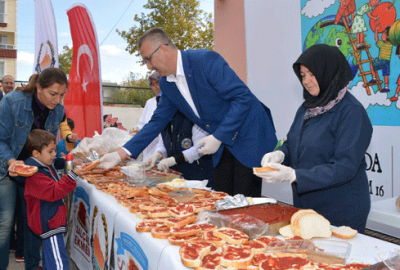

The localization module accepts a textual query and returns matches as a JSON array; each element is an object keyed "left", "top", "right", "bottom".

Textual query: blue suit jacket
[{"left": 124, "top": 49, "right": 277, "bottom": 168}]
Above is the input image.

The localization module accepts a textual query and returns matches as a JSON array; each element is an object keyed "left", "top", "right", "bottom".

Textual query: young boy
[{"left": 23, "top": 129, "right": 84, "bottom": 270}]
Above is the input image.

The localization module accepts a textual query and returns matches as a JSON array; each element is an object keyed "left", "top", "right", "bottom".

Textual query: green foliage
[
  {"left": 108, "top": 72, "right": 154, "bottom": 107},
  {"left": 122, "top": 72, "right": 150, "bottom": 88},
  {"left": 109, "top": 86, "right": 154, "bottom": 107},
  {"left": 58, "top": 45, "right": 73, "bottom": 75},
  {"left": 116, "top": 0, "right": 214, "bottom": 58}
]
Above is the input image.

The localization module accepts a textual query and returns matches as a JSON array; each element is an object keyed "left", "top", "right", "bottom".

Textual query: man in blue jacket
[{"left": 100, "top": 28, "right": 277, "bottom": 197}]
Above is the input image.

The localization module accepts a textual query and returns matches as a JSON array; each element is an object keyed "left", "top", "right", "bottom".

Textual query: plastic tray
[
  {"left": 309, "top": 239, "right": 351, "bottom": 265},
  {"left": 265, "top": 238, "right": 351, "bottom": 265}
]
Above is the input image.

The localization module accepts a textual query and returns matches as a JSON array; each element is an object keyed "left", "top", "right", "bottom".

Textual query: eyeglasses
[{"left": 143, "top": 44, "right": 168, "bottom": 63}]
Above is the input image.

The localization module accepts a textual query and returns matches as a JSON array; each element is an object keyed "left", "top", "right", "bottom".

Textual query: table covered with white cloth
[{"left": 69, "top": 177, "right": 400, "bottom": 270}]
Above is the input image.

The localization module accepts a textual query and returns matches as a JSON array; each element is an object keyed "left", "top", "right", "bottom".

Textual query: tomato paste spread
[
  {"left": 219, "top": 203, "right": 299, "bottom": 224},
  {"left": 260, "top": 255, "right": 309, "bottom": 270},
  {"left": 223, "top": 246, "right": 252, "bottom": 260},
  {"left": 218, "top": 228, "right": 248, "bottom": 240},
  {"left": 201, "top": 252, "right": 222, "bottom": 268}
]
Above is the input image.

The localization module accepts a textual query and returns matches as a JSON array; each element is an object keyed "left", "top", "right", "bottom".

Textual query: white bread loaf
[
  {"left": 331, "top": 226, "right": 358, "bottom": 239},
  {"left": 292, "top": 212, "right": 331, "bottom": 239},
  {"left": 396, "top": 196, "right": 400, "bottom": 213},
  {"left": 279, "top": 224, "right": 294, "bottom": 238},
  {"left": 290, "top": 209, "right": 315, "bottom": 225}
]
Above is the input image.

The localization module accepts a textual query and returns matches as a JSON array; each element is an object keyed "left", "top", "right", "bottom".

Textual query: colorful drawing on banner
[
  {"left": 91, "top": 206, "right": 109, "bottom": 270},
  {"left": 73, "top": 187, "right": 91, "bottom": 259},
  {"left": 300, "top": 0, "right": 400, "bottom": 126},
  {"left": 114, "top": 232, "right": 148, "bottom": 270},
  {"left": 103, "top": 114, "right": 127, "bottom": 131}
]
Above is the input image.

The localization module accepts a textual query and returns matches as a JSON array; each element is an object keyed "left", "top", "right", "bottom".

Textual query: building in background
[{"left": 0, "top": 0, "right": 17, "bottom": 79}]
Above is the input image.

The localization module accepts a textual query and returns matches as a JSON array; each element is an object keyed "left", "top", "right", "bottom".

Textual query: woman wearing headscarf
[{"left": 259, "top": 44, "right": 373, "bottom": 233}]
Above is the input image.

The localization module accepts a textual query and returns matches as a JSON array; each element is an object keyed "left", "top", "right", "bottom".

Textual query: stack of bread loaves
[{"left": 279, "top": 209, "right": 358, "bottom": 240}]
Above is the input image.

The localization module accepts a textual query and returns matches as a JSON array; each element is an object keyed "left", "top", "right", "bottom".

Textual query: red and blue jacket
[{"left": 24, "top": 157, "right": 77, "bottom": 239}]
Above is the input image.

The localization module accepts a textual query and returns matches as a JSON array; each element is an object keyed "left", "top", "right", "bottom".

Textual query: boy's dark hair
[
  {"left": 67, "top": 118, "right": 75, "bottom": 130},
  {"left": 25, "top": 129, "right": 56, "bottom": 155}
]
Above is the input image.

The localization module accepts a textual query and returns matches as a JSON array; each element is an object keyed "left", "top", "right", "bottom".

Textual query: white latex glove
[
  {"left": 261, "top": 150, "right": 285, "bottom": 167},
  {"left": 157, "top": 157, "right": 177, "bottom": 171},
  {"left": 144, "top": 151, "right": 163, "bottom": 167},
  {"left": 197, "top": 135, "right": 222, "bottom": 155},
  {"left": 255, "top": 162, "right": 296, "bottom": 183},
  {"left": 98, "top": 152, "right": 121, "bottom": 169}
]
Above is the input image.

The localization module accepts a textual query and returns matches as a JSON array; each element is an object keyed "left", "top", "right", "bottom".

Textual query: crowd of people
[
  {"left": 99, "top": 29, "right": 372, "bottom": 232},
  {"left": 0, "top": 27, "right": 373, "bottom": 270}
]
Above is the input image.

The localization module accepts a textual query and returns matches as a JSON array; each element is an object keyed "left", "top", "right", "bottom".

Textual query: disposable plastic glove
[
  {"left": 144, "top": 151, "right": 163, "bottom": 167},
  {"left": 261, "top": 150, "right": 285, "bottom": 167},
  {"left": 98, "top": 152, "right": 121, "bottom": 169},
  {"left": 157, "top": 157, "right": 177, "bottom": 171},
  {"left": 197, "top": 135, "right": 222, "bottom": 155},
  {"left": 256, "top": 162, "right": 296, "bottom": 183}
]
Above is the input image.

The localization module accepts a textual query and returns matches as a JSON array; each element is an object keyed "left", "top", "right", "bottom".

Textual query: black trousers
[{"left": 214, "top": 147, "right": 262, "bottom": 197}]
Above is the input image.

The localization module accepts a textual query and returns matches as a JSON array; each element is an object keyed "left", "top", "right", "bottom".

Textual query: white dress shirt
[
  {"left": 166, "top": 50, "right": 200, "bottom": 118},
  {"left": 135, "top": 96, "right": 159, "bottom": 161}
]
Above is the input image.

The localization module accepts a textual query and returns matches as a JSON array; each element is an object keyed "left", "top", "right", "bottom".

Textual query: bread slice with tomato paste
[
  {"left": 220, "top": 245, "right": 254, "bottom": 268},
  {"left": 213, "top": 227, "right": 249, "bottom": 245},
  {"left": 195, "top": 252, "right": 223, "bottom": 270},
  {"left": 179, "top": 241, "right": 218, "bottom": 268},
  {"left": 14, "top": 164, "right": 38, "bottom": 177},
  {"left": 170, "top": 224, "right": 201, "bottom": 238},
  {"left": 253, "top": 166, "right": 278, "bottom": 173},
  {"left": 81, "top": 160, "right": 101, "bottom": 171}
]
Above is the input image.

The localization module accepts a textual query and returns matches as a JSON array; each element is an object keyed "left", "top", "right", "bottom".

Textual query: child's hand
[
  {"left": 73, "top": 167, "right": 85, "bottom": 176},
  {"left": 74, "top": 159, "right": 83, "bottom": 166}
]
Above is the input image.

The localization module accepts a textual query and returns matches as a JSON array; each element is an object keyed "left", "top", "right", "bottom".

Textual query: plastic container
[
  {"left": 308, "top": 239, "right": 351, "bottom": 265},
  {"left": 142, "top": 169, "right": 183, "bottom": 187},
  {"left": 64, "top": 153, "right": 74, "bottom": 174},
  {"left": 264, "top": 238, "right": 351, "bottom": 265},
  {"left": 122, "top": 162, "right": 145, "bottom": 186}
]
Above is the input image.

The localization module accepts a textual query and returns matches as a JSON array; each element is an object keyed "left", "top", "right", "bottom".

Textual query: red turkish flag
[{"left": 64, "top": 4, "right": 103, "bottom": 139}]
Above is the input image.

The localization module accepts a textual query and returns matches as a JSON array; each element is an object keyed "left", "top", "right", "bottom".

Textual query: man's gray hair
[
  {"left": 2, "top": 75, "right": 14, "bottom": 82},
  {"left": 138, "top": 28, "right": 175, "bottom": 49}
]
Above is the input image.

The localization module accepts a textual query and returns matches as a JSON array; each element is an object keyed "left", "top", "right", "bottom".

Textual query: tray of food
[{"left": 217, "top": 203, "right": 299, "bottom": 235}]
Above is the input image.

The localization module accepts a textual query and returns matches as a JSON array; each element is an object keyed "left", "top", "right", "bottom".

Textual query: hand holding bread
[
  {"left": 254, "top": 163, "right": 296, "bottom": 183},
  {"left": 261, "top": 150, "right": 285, "bottom": 166},
  {"left": 98, "top": 152, "right": 121, "bottom": 169}
]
